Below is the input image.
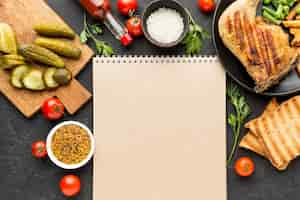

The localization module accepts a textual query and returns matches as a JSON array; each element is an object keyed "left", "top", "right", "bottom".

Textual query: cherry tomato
[
  {"left": 234, "top": 157, "right": 255, "bottom": 177},
  {"left": 103, "top": 0, "right": 111, "bottom": 11},
  {"left": 117, "top": 0, "right": 138, "bottom": 16},
  {"left": 198, "top": 0, "right": 215, "bottom": 13},
  {"left": 126, "top": 16, "right": 143, "bottom": 37},
  {"left": 60, "top": 175, "right": 81, "bottom": 197},
  {"left": 32, "top": 141, "right": 47, "bottom": 158},
  {"left": 42, "top": 97, "right": 64, "bottom": 121}
]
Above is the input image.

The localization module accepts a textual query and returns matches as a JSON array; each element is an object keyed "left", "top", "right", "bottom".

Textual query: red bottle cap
[{"left": 120, "top": 33, "right": 133, "bottom": 46}]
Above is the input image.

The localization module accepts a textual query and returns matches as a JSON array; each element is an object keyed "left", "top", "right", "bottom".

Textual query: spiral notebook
[{"left": 93, "top": 56, "right": 226, "bottom": 200}]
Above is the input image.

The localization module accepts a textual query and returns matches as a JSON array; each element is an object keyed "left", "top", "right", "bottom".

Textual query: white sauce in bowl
[{"left": 146, "top": 8, "right": 184, "bottom": 44}]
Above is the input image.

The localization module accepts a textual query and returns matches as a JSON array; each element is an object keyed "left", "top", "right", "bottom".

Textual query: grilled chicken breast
[{"left": 219, "top": 0, "right": 299, "bottom": 92}]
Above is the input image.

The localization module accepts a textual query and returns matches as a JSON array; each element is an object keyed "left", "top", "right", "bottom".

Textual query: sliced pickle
[
  {"left": 44, "top": 67, "right": 59, "bottom": 88},
  {"left": 0, "top": 23, "right": 17, "bottom": 54},
  {"left": 11, "top": 65, "right": 30, "bottom": 88},
  {"left": 53, "top": 68, "right": 72, "bottom": 85},
  {"left": 22, "top": 69, "right": 46, "bottom": 91},
  {"left": 0, "top": 54, "right": 25, "bottom": 70}
]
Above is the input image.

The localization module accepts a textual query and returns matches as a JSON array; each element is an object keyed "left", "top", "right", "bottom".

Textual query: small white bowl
[{"left": 46, "top": 121, "right": 95, "bottom": 170}]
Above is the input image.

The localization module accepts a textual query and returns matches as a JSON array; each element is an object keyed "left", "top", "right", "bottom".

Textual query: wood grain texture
[{"left": 0, "top": 0, "right": 93, "bottom": 117}]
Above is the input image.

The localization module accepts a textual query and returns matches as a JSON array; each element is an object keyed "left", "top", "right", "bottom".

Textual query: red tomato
[
  {"left": 234, "top": 157, "right": 255, "bottom": 177},
  {"left": 32, "top": 141, "right": 47, "bottom": 158},
  {"left": 60, "top": 175, "right": 81, "bottom": 197},
  {"left": 117, "top": 0, "right": 138, "bottom": 16},
  {"left": 103, "top": 0, "right": 111, "bottom": 11},
  {"left": 42, "top": 97, "right": 64, "bottom": 121},
  {"left": 126, "top": 16, "right": 143, "bottom": 37},
  {"left": 198, "top": 0, "right": 215, "bottom": 13}
]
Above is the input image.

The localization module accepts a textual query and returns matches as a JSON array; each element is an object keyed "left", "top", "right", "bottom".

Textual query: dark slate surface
[{"left": 0, "top": 0, "right": 298, "bottom": 200}]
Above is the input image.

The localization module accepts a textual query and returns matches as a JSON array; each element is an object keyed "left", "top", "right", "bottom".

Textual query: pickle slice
[
  {"left": 44, "top": 67, "right": 59, "bottom": 88},
  {"left": 0, "top": 23, "right": 17, "bottom": 54},
  {"left": 0, "top": 54, "right": 25, "bottom": 70},
  {"left": 34, "top": 23, "right": 76, "bottom": 39},
  {"left": 2, "top": 54, "right": 25, "bottom": 61},
  {"left": 53, "top": 68, "right": 72, "bottom": 85},
  {"left": 11, "top": 65, "right": 30, "bottom": 88},
  {"left": 35, "top": 37, "right": 81, "bottom": 59},
  {"left": 22, "top": 69, "right": 46, "bottom": 91}
]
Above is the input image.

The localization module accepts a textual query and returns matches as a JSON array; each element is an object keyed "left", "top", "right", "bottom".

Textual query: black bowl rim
[
  {"left": 212, "top": 0, "right": 300, "bottom": 97},
  {"left": 141, "top": 0, "right": 189, "bottom": 48}
]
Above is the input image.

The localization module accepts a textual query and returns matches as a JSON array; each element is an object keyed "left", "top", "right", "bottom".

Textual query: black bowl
[
  {"left": 141, "top": 0, "right": 189, "bottom": 48},
  {"left": 213, "top": 0, "right": 300, "bottom": 96}
]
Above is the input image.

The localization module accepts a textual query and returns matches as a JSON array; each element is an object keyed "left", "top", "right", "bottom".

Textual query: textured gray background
[{"left": 0, "top": 0, "right": 298, "bottom": 200}]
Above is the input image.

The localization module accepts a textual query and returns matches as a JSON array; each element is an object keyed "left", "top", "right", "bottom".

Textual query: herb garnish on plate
[
  {"left": 80, "top": 13, "right": 114, "bottom": 57},
  {"left": 182, "top": 9, "right": 210, "bottom": 55},
  {"left": 227, "top": 83, "right": 251, "bottom": 166}
]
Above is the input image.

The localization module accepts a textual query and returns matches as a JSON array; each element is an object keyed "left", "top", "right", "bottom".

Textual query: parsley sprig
[
  {"left": 182, "top": 9, "right": 210, "bottom": 55},
  {"left": 227, "top": 83, "right": 251, "bottom": 165},
  {"left": 80, "top": 13, "right": 114, "bottom": 57}
]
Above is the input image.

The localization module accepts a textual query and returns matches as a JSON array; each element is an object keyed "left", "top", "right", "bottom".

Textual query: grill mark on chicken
[
  {"left": 256, "top": 27, "right": 271, "bottom": 76},
  {"left": 295, "top": 125, "right": 300, "bottom": 154},
  {"left": 266, "top": 30, "right": 280, "bottom": 74},
  {"left": 267, "top": 30, "right": 280, "bottom": 64},
  {"left": 261, "top": 31, "right": 273, "bottom": 75},
  {"left": 243, "top": 15, "right": 260, "bottom": 65},
  {"left": 233, "top": 12, "right": 245, "bottom": 50},
  {"left": 226, "top": 16, "right": 233, "bottom": 33},
  {"left": 294, "top": 98, "right": 300, "bottom": 114}
]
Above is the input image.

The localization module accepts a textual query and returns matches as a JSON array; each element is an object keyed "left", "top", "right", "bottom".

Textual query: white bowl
[{"left": 46, "top": 121, "right": 95, "bottom": 170}]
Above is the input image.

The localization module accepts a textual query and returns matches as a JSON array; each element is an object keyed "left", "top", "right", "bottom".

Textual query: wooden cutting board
[{"left": 0, "top": 0, "right": 94, "bottom": 118}]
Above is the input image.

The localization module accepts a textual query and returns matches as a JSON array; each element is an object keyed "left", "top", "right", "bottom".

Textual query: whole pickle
[
  {"left": 19, "top": 44, "right": 65, "bottom": 68},
  {"left": 35, "top": 37, "right": 81, "bottom": 59},
  {"left": 0, "top": 54, "right": 25, "bottom": 69},
  {"left": 0, "top": 23, "right": 17, "bottom": 54},
  {"left": 34, "top": 23, "right": 76, "bottom": 39}
]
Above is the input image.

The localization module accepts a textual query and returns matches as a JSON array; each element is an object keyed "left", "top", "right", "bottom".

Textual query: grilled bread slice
[
  {"left": 249, "top": 96, "right": 300, "bottom": 170},
  {"left": 244, "top": 98, "right": 279, "bottom": 136},
  {"left": 240, "top": 133, "right": 267, "bottom": 157},
  {"left": 219, "top": 0, "right": 299, "bottom": 93},
  {"left": 240, "top": 98, "right": 279, "bottom": 157}
]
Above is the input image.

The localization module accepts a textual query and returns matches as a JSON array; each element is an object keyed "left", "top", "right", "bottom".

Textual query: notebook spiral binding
[{"left": 94, "top": 55, "right": 217, "bottom": 64}]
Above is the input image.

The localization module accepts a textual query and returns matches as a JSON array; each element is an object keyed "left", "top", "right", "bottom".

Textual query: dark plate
[{"left": 212, "top": 0, "right": 300, "bottom": 96}]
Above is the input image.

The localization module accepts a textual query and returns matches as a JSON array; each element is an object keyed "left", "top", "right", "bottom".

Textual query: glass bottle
[{"left": 79, "top": 0, "right": 133, "bottom": 46}]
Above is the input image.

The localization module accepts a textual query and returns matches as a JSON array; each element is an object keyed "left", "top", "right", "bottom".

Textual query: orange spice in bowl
[
  {"left": 51, "top": 124, "right": 91, "bottom": 165},
  {"left": 46, "top": 121, "right": 95, "bottom": 169}
]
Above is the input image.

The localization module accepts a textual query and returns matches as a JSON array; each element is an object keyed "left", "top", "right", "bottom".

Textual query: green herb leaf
[
  {"left": 182, "top": 9, "right": 209, "bottom": 55},
  {"left": 228, "top": 113, "right": 237, "bottom": 130},
  {"left": 185, "top": 34, "right": 202, "bottom": 55},
  {"left": 102, "top": 43, "right": 114, "bottom": 57},
  {"left": 226, "top": 83, "right": 251, "bottom": 166},
  {"left": 94, "top": 40, "right": 114, "bottom": 57},
  {"left": 80, "top": 12, "right": 114, "bottom": 56},
  {"left": 80, "top": 30, "right": 88, "bottom": 43},
  {"left": 90, "top": 24, "right": 103, "bottom": 35}
]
